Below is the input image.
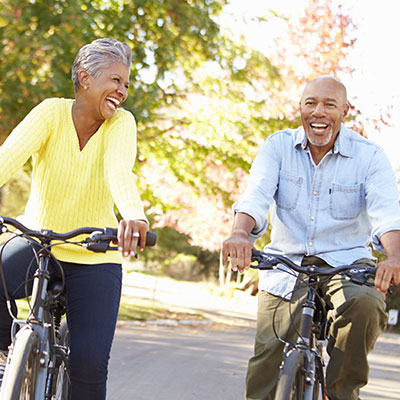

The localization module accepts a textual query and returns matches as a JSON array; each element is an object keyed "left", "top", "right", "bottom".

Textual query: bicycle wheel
[
  {"left": 274, "top": 350, "right": 306, "bottom": 400},
  {"left": 52, "top": 319, "right": 70, "bottom": 400},
  {"left": 1, "top": 328, "right": 42, "bottom": 400}
]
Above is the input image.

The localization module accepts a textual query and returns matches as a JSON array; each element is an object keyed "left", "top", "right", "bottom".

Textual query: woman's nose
[{"left": 118, "top": 85, "right": 128, "bottom": 101}]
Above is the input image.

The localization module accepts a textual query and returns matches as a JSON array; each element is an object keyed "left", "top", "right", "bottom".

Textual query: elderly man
[{"left": 222, "top": 76, "right": 400, "bottom": 400}]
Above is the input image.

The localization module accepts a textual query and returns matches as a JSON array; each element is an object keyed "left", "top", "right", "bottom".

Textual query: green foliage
[
  {"left": 139, "top": 226, "right": 219, "bottom": 279},
  {"left": 0, "top": 0, "right": 227, "bottom": 138},
  {"left": 0, "top": 167, "right": 31, "bottom": 217},
  {"left": 0, "top": 0, "right": 283, "bottom": 277},
  {"left": 0, "top": 0, "right": 282, "bottom": 221}
]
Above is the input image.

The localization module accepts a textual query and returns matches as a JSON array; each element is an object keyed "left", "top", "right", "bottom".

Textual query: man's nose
[{"left": 313, "top": 103, "right": 325, "bottom": 116}]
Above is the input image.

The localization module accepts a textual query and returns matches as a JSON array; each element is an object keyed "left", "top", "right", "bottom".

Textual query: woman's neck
[{"left": 72, "top": 99, "right": 104, "bottom": 150}]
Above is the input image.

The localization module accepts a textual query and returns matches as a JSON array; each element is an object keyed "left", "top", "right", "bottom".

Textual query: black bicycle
[
  {"left": 251, "top": 250, "right": 377, "bottom": 400},
  {"left": 0, "top": 216, "right": 156, "bottom": 400}
]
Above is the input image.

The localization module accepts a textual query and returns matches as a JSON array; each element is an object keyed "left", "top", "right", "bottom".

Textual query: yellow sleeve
[
  {"left": 0, "top": 98, "right": 56, "bottom": 187},
  {"left": 103, "top": 110, "right": 148, "bottom": 222}
]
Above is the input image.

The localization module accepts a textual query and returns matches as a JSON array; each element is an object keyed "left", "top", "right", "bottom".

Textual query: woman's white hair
[{"left": 71, "top": 38, "right": 132, "bottom": 92}]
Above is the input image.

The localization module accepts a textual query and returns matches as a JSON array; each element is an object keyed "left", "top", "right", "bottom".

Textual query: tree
[
  {"left": 0, "top": 0, "right": 281, "bottom": 240},
  {"left": 0, "top": 0, "right": 226, "bottom": 137},
  {"left": 146, "top": 0, "right": 360, "bottom": 285},
  {"left": 0, "top": 0, "right": 228, "bottom": 216},
  {"left": 0, "top": 0, "right": 281, "bottom": 282}
]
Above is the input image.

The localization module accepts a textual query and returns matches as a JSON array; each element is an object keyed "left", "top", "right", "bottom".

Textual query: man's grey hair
[{"left": 71, "top": 38, "right": 132, "bottom": 92}]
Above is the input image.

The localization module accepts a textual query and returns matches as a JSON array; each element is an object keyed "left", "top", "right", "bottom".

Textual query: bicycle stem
[{"left": 297, "top": 285, "right": 317, "bottom": 347}]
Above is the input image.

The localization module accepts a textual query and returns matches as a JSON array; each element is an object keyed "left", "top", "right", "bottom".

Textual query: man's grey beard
[{"left": 306, "top": 127, "right": 333, "bottom": 147}]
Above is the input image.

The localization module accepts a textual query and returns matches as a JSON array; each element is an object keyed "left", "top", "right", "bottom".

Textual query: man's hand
[
  {"left": 221, "top": 231, "right": 254, "bottom": 273},
  {"left": 375, "top": 256, "right": 400, "bottom": 294},
  {"left": 221, "top": 212, "right": 256, "bottom": 273},
  {"left": 376, "top": 230, "right": 400, "bottom": 294},
  {"left": 117, "top": 219, "right": 149, "bottom": 258}
]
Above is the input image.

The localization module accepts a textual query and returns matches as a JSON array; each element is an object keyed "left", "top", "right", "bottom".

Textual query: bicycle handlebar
[
  {"left": 251, "top": 249, "right": 376, "bottom": 286},
  {"left": 0, "top": 216, "right": 157, "bottom": 251}
]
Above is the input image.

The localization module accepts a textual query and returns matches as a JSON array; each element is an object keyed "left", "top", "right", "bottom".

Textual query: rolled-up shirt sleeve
[
  {"left": 366, "top": 147, "right": 400, "bottom": 252},
  {"left": 233, "top": 136, "right": 280, "bottom": 240}
]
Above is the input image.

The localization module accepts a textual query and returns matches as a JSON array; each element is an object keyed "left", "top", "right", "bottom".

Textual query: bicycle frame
[
  {"left": 251, "top": 250, "right": 377, "bottom": 400},
  {"left": 280, "top": 276, "right": 326, "bottom": 400},
  {"left": 8, "top": 246, "right": 68, "bottom": 400},
  {"left": 0, "top": 215, "right": 156, "bottom": 400}
]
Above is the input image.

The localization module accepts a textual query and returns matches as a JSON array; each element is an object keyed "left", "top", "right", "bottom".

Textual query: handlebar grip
[
  {"left": 145, "top": 232, "right": 157, "bottom": 247},
  {"left": 109, "top": 229, "right": 157, "bottom": 247}
]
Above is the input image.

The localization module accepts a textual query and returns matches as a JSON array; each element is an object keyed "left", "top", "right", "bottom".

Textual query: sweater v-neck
[{"left": 68, "top": 101, "right": 103, "bottom": 153}]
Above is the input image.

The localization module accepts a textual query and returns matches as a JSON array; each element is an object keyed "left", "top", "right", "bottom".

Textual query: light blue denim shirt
[{"left": 233, "top": 124, "right": 400, "bottom": 298}]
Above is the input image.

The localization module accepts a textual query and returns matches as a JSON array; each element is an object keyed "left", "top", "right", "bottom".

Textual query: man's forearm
[
  {"left": 230, "top": 212, "right": 256, "bottom": 237},
  {"left": 380, "top": 230, "right": 400, "bottom": 258}
]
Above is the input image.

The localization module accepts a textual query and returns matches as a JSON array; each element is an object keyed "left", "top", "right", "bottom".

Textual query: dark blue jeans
[{"left": 0, "top": 236, "right": 122, "bottom": 400}]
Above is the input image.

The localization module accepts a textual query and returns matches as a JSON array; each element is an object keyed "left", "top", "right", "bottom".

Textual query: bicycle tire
[
  {"left": 52, "top": 319, "right": 70, "bottom": 400},
  {"left": 1, "top": 328, "right": 42, "bottom": 400},
  {"left": 274, "top": 350, "right": 306, "bottom": 400}
]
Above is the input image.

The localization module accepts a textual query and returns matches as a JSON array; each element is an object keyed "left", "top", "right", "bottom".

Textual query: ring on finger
[{"left": 132, "top": 232, "right": 140, "bottom": 238}]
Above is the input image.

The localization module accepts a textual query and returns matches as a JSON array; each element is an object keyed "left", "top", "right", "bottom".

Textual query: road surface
[{"left": 108, "top": 323, "right": 400, "bottom": 400}]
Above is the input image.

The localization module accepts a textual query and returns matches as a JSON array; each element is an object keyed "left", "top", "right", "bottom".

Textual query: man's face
[{"left": 300, "top": 78, "right": 349, "bottom": 150}]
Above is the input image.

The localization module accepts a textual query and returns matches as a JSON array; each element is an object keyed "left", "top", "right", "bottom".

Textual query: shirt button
[
  {"left": 311, "top": 216, "right": 315, "bottom": 221},
  {"left": 309, "top": 241, "right": 313, "bottom": 246},
  {"left": 313, "top": 191, "right": 318, "bottom": 196}
]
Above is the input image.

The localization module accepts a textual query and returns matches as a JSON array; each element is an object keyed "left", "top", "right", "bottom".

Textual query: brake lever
[
  {"left": 346, "top": 268, "right": 373, "bottom": 285},
  {"left": 251, "top": 251, "right": 279, "bottom": 270},
  {"left": 83, "top": 228, "right": 114, "bottom": 253}
]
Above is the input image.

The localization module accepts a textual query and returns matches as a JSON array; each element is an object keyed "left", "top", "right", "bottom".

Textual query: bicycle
[
  {"left": 250, "top": 249, "right": 377, "bottom": 400},
  {"left": 0, "top": 216, "right": 156, "bottom": 400}
]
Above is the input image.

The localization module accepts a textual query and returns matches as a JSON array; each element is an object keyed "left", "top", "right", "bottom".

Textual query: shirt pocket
[
  {"left": 329, "top": 182, "right": 363, "bottom": 220},
  {"left": 276, "top": 171, "right": 303, "bottom": 211}
]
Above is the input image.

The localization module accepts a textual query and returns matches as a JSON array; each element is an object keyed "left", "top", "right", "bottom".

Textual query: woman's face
[{"left": 85, "top": 61, "right": 130, "bottom": 120}]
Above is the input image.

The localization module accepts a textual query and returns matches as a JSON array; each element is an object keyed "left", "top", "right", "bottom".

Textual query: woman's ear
[{"left": 78, "top": 70, "right": 91, "bottom": 90}]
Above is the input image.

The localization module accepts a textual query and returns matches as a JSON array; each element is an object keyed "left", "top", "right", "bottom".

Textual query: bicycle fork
[{"left": 296, "top": 288, "right": 320, "bottom": 400}]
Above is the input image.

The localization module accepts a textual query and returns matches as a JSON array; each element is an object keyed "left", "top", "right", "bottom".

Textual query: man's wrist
[{"left": 231, "top": 228, "right": 250, "bottom": 238}]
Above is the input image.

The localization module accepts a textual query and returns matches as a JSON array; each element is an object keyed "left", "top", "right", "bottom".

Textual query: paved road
[
  {"left": 121, "top": 271, "right": 258, "bottom": 326},
  {"left": 108, "top": 323, "right": 400, "bottom": 400},
  {"left": 108, "top": 324, "right": 253, "bottom": 400},
  {"left": 108, "top": 271, "right": 400, "bottom": 399}
]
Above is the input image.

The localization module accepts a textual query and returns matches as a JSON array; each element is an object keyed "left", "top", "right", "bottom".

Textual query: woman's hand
[{"left": 117, "top": 219, "right": 149, "bottom": 258}]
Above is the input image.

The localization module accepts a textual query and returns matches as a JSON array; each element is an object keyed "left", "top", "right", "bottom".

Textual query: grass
[{"left": 15, "top": 296, "right": 205, "bottom": 322}]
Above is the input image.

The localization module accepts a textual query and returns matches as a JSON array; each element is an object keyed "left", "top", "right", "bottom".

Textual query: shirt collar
[{"left": 294, "top": 123, "right": 353, "bottom": 158}]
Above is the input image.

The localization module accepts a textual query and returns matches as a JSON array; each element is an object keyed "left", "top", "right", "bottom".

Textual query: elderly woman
[{"left": 0, "top": 38, "right": 148, "bottom": 399}]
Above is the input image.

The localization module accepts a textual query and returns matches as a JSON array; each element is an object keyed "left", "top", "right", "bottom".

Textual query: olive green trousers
[{"left": 245, "top": 257, "right": 388, "bottom": 400}]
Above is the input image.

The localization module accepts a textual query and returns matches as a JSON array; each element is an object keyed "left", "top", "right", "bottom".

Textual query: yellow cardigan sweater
[{"left": 0, "top": 98, "right": 147, "bottom": 264}]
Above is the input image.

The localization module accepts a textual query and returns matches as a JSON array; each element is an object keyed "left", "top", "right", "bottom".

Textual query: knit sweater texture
[{"left": 0, "top": 98, "right": 147, "bottom": 264}]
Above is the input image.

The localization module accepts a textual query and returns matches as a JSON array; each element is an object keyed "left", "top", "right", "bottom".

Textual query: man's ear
[{"left": 342, "top": 102, "right": 350, "bottom": 121}]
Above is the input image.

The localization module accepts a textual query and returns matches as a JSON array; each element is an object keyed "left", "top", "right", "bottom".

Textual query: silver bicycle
[
  {"left": 0, "top": 216, "right": 156, "bottom": 400},
  {"left": 251, "top": 250, "right": 377, "bottom": 400}
]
